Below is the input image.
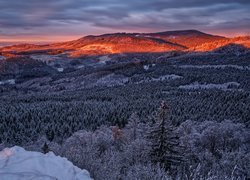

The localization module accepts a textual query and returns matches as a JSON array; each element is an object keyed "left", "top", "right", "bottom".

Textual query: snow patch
[
  {"left": 137, "top": 74, "right": 182, "bottom": 84},
  {"left": 143, "top": 64, "right": 156, "bottom": 71},
  {"left": 178, "top": 65, "right": 250, "bottom": 71},
  {"left": 179, "top": 82, "right": 240, "bottom": 91},
  {"left": 153, "top": 74, "right": 182, "bottom": 81},
  {"left": 57, "top": 68, "right": 64, "bottom": 72},
  {"left": 144, "top": 35, "right": 153, "bottom": 38},
  {"left": 0, "top": 79, "right": 15, "bottom": 85},
  {"left": 96, "top": 74, "right": 128, "bottom": 87},
  {"left": 76, "top": 65, "right": 85, "bottom": 69},
  {"left": 0, "top": 55, "right": 6, "bottom": 60},
  {"left": 99, "top": 55, "right": 111, "bottom": 62},
  {"left": 0, "top": 146, "right": 91, "bottom": 180},
  {"left": 143, "top": 65, "right": 150, "bottom": 71},
  {"left": 169, "top": 36, "right": 176, "bottom": 39},
  {"left": 31, "top": 55, "right": 60, "bottom": 62}
]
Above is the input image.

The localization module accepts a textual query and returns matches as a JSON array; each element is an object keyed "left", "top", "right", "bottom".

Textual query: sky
[{"left": 0, "top": 0, "right": 250, "bottom": 42}]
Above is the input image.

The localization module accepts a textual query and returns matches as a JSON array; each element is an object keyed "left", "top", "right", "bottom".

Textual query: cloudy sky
[{"left": 0, "top": 0, "right": 250, "bottom": 42}]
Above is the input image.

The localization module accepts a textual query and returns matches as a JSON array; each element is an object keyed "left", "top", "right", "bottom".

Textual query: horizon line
[{"left": 1, "top": 29, "right": 249, "bottom": 44}]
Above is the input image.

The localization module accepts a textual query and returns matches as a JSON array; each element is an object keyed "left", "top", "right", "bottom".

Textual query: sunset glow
[{"left": 0, "top": 0, "right": 250, "bottom": 43}]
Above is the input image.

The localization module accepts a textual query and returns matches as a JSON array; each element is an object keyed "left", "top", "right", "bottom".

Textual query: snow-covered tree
[{"left": 147, "top": 101, "right": 182, "bottom": 171}]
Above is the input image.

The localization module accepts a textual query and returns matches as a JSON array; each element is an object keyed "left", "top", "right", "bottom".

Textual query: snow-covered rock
[{"left": 0, "top": 146, "right": 91, "bottom": 180}]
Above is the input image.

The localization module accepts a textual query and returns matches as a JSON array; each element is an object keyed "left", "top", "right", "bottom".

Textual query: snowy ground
[
  {"left": 0, "top": 146, "right": 91, "bottom": 180},
  {"left": 137, "top": 74, "right": 182, "bottom": 84},
  {"left": 31, "top": 55, "right": 61, "bottom": 62},
  {"left": 177, "top": 65, "right": 250, "bottom": 71},
  {"left": 96, "top": 73, "right": 129, "bottom": 87},
  {"left": 57, "top": 68, "right": 64, "bottom": 72},
  {"left": 0, "top": 55, "right": 6, "bottom": 60},
  {"left": 99, "top": 55, "right": 111, "bottom": 63},
  {"left": 179, "top": 82, "right": 240, "bottom": 91},
  {"left": 143, "top": 64, "right": 156, "bottom": 71},
  {"left": 0, "top": 79, "right": 15, "bottom": 85}
]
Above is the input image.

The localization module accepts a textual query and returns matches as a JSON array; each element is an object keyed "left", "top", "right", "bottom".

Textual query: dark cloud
[{"left": 0, "top": 0, "right": 249, "bottom": 40}]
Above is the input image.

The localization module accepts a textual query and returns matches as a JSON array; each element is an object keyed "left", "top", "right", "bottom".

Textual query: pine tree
[
  {"left": 42, "top": 142, "right": 50, "bottom": 154},
  {"left": 126, "top": 112, "right": 139, "bottom": 140},
  {"left": 46, "top": 129, "right": 55, "bottom": 142},
  {"left": 147, "top": 101, "right": 182, "bottom": 171}
]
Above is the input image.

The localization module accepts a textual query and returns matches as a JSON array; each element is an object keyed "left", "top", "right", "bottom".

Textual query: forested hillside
[{"left": 0, "top": 50, "right": 249, "bottom": 179}]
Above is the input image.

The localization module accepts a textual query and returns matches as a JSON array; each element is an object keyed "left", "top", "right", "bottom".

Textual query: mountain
[
  {"left": 65, "top": 33, "right": 186, "bottom": 57},
  {"left": 0, "top": 30, "right": 249, "bottom": 58},
  {"left": 143, "top": 30, "right": 227, "bottom": 48},
  {"left": 192, "top": 36, "right": 250, "bottom": 51},
  {"left": 0, "top": 42, "right": 20, "bottom": 47},
  {"left": 0, "top": 146, "right": 91, "bottom": 180}
]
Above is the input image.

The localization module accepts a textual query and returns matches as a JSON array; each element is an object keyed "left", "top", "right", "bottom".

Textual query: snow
[
  {"left": 96, "top": 73, "right": 128, "bottom": 87},
  {"left": 0, "top": 146, "right": 91, "bottom": 180},
  {"left": 134, "top": 34, "right": 153, "bottom": 38},
  {"left": 137, "top": 74, "right": 182, "bottom": 84},
  {"left": 177, "top": 65, "right": 250, "bottom": 71},
  {"left": 152, "top": 74, "right": 182, "bottom": 81},
  {"left": 99, "top": 55, "right": 111, "bottom": 63},
  {"left": 76, "top": 65, "right": 85, "bottom": 69},
  {"left": 143, "top": 65, "right": 150, "bottom": 71},
  {"left": 143, "top": 64, "right": 156, "bottom": 71},
  {"left": 0, "top": 55, "right": 6, "bottom": 60},
  {"left": 0, "top": 79, "right": 15, "bottom": 85},
  {"left": 144, "top": 35, "right": 153, "bottom": 38},
  {"left": 31, "top": 55, "right": 60, "bottom": 62},
  {"left": 179, "top": 82, "right": 240, "bottom": 91},
  {"left": 57, "top": 68, "right": 64, "bottom": 72},
  {"left": 169, "top": 35, "right": 176, "bottom": 39}
]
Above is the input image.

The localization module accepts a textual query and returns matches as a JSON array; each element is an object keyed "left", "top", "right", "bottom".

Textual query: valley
[{"left": 0, "top": 30, "right": 249, "bottom": 180}]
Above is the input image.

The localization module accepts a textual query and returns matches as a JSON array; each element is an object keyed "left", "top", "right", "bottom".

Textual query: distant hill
[
  {"left": 143, "top": 30, "right": 227, "bottom": 48},
  {"left": 65, "top": 33, "right": 185, "bottom": 57},
  {"left": 0, "top": 30, "right": 249, "bottom": 57},
  {"left": 192, "top": 36, "right": 250, "bottom": 51},
  {"left": 0, "top": 42, "right": 20, "bottom": 47}
]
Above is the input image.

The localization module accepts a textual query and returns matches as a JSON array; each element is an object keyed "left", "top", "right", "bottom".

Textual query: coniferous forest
[{"left": 0, "top": 51, "right": 250, "bottom": 179}]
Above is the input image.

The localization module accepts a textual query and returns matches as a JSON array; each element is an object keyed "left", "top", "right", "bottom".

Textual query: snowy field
[{"left": 179, "top": 82, "right": 240, "bottom": 91}]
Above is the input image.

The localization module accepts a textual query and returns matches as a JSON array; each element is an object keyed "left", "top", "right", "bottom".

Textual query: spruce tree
[
  {"left": 46, "top": 129, "right": 55, "bottom": 142},
  {"left": 147, "top": 101, "right": 182, "bottom": 171},
  {"left": 42, "top": 142, "right": 50, "bottom": 154},
  {"left": 126, "top": 112, "right": 139, "bottom": 140}
]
